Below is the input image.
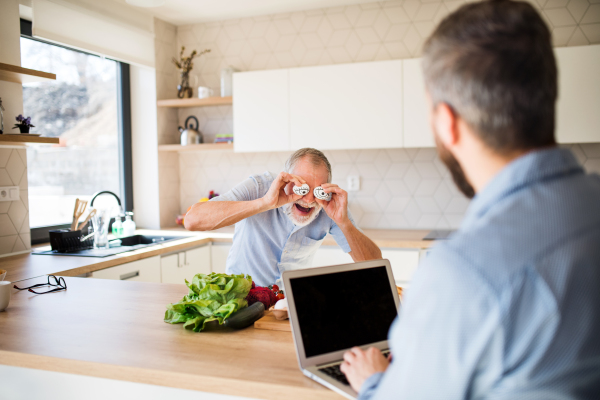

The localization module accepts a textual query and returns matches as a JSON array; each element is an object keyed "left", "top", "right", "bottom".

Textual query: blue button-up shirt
[
  {"left": 360, "top": 148, "right": 600, "bottom": 399},
  {"left": 211, "top": 171, "right": 358, "bottom": 287}
]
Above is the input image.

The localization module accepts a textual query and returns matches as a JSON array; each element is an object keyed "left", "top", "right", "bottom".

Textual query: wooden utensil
[
  {"left": 70, "top": 198, "right": 88, "bottom": 231},
  {"left": 77, "top": 208, "right": 96, "bottom": 231}
]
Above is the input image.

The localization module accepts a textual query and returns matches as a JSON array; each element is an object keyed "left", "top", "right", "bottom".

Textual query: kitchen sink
[{"left": 32, "top": 234, "right": 191, "bottom": 258}]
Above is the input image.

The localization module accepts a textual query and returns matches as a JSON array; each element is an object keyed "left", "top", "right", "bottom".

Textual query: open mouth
[{"left": 295, "top": 203, "right": 312, "bottom": 214}]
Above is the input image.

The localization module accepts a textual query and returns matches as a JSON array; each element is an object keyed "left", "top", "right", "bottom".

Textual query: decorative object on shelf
[
  {"left": 221, "top": 66, "right": 239, "bottom": 97},
  {"left": 179, "top": 115, "right": 202, "bottom": 145},
  {"left": 13, "top": 114, "right": 35, "bottom": 134},
  {"left": 172, "top": 46, "right": 210, "bottom": 99},
  {"left": 214, "top": 133, "right": 233, "bottom": 144},
  {"left": 197, "top": 86, "right": 213, "bottom": 99},
  {"left": 0, "top": 97, "right": 4, "bottom": 134}
]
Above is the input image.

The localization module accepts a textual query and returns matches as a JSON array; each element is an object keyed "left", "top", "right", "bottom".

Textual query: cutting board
[{"left": 254, "top": 311, "right": 291, "bottom": 332}]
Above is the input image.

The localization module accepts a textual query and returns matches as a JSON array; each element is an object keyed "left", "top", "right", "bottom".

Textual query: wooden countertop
[
  {"left": 0, "top": 228, "right": 433, "bottom": 283},
  {"left": 0, "top": 276, "right": 341, "bottom": 399}
]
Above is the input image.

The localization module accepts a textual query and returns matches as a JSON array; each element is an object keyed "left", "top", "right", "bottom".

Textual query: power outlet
[
  {"left": 347, "top": 176, "right": 360, "bottom": 192},
  {"left": 0, "top": 186, "right": 19, "bottom": 202}
]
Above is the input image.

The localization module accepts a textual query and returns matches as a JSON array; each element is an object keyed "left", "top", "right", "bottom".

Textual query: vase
[
  {"left": 177, "top": 71, "right": 193, "bottom": 99},
  {"left": 18, "top": 125, "right": 30, "bottom": 133}
]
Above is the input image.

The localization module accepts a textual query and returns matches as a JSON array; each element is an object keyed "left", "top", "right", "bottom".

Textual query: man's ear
[{"left": 432, "top": 102, "right": 459, "bottom": 147}]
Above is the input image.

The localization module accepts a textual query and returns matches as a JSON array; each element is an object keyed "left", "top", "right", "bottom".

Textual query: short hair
[
  {"left": 422, "top": 0, "right": 557, "bottom": 154},
  {"left": 284, "top": 148, "right": 332, "bottom": 183}
]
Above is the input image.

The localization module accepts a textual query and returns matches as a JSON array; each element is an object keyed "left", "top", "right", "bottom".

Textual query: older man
[
  {"left": 184, "top": 148, "right": 381, "bottom": 286},
  {"left": 341, "top": 1, "right": 600, "bottom": 399}
]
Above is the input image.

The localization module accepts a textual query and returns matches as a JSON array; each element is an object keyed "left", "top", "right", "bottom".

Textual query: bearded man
[{"left": 184, "top": 148, "right": 382, "bottom": 286}]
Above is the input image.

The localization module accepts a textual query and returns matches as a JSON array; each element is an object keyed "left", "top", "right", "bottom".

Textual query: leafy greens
[{"left": 164, "top": 272, "right": 253, "bottom": 332}]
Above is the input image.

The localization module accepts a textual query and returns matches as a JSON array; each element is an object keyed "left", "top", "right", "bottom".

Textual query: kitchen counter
[
  {"left": 0, "top": 276, "right": 341, "bottom": 400},
  {"left": 0, "top": 228, "right": 434, "bottom": 283}
]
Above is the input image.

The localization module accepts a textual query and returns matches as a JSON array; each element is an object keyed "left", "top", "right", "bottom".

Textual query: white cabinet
[
  {"left": 233, "top": 69, "right": 290, "bottom": 152},
  {"left": 289, "top": 60, "right": 403, "bottom": 150},
  {"left": 312, "top": 245, "right": 354, "bottom": 268},
  {"left": 403, "top": 58, "right": 435, "bottom": 148},
  {"left": 211, "top": 242, "right": 232, "bottom": 274},
  {"left": 555, "top": 45, "right": 600, "bottom": 144},
  {"left": 91, "top": 256, "right": 161, "bottom": 283},
  {"left": 161, "top": 245, "right": 211, "bottom": 284}
]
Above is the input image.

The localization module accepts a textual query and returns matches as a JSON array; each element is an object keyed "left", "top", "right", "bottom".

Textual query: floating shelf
[
  {"left": 0, "top": 62, "right": 56, "bottom": 84},
  {"left": 158, "top": 143, "right": 233, "bottom": 152},
  {"left": 157, "top": 96, "right": 232, "bottom": 108},
  {"left": 0, "top": 135, "right": 60, "bottom": 145}
]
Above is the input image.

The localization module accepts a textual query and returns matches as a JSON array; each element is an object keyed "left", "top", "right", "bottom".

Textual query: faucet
[{"left": 90, "top": 191, "right": 123, "bottom": 214}]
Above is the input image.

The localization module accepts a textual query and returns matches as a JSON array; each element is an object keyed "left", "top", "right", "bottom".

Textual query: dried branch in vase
[{"left": 172, "top": 46, "right": 211, "bottom": 98}]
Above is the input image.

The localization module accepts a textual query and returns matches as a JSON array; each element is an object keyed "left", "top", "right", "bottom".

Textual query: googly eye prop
[
  {"left": 314, "top": 186, "right": 332, "bottom": 201},
  {"left": 292, "top": 183, "right": 310, "bottom": 196}
]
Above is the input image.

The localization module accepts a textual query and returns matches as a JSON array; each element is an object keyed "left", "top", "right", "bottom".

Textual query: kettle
[{"left": 179, "top": 116, "right": 202, "bottom": 145}]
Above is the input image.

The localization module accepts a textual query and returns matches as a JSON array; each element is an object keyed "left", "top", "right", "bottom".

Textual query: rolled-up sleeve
[
  {"left": 210, "top": 172, "right": 271, "bottom": 202},
  {"left": 329, "top": 209, "right": 360, "bottom": 253},
  {"left": 358, "top": 373, "right": 384, "bottom": 400}
]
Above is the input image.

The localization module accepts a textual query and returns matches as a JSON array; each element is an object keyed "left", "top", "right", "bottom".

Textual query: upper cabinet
[
  {"left": 233, "top": 69, "right": 290, "bottom": 152},
  {"left": 555, "top": 45, "right": 600, "bottom": 144},
  {"left": 402, "top": 58, "right": 434, "bottom": 148},
  {"left": 289, "top": 60, "right": 403, "bottom": 150}
]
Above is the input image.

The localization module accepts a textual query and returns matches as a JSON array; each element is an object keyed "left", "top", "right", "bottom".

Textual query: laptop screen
[{"left": 289, "top": 265, "right": 398, "bottom": 358}]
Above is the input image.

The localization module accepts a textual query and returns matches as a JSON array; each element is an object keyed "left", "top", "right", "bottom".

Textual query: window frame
[{"left": 20, "top": 19, "right": 134, "bottom": 245}]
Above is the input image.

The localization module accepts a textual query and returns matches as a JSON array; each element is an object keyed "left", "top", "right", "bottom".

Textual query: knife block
[{"left": 49, "top": 229, "right": 93, "bottom": 252}]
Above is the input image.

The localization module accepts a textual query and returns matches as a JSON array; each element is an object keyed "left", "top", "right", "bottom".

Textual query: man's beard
[
  {"left": 434, "top": 133, "right": 476, "bottom": 199},
  {"left": 284, "top": 200, "right": 322, "bottom": 227}
]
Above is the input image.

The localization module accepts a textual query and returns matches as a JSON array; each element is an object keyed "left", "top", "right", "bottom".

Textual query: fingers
[{"left": 275, "top": 172, "right": 305, "bottom": 188}]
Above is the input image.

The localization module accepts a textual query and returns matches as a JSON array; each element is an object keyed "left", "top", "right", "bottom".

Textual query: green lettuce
[{"left": 164, "top": 272, "right": 252, "bottom": 332}]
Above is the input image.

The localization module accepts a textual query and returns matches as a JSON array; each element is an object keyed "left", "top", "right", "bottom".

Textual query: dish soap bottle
[
  {"left": 123, "top": 212, "right": 136, "bottom": 237},
  {"left": 112, "top": 215, "right": 124, "bottom": 238}
]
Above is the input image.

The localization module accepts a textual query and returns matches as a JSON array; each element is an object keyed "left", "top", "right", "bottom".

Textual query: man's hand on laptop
[{"left": 340, "top": 347, "right": 390, "bottom": 393}]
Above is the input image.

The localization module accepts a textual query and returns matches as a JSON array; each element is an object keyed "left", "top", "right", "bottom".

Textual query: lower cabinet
[
  {"left": 210, "top": 243, "right": 231, "bottom": 274},
  {"left": 91, "top": 256, "right": 161, "bottom": 283},
  {"left": 312, "top": 246, "right": 421, "bottom": 287},
  {"left": 161, "top": 245, "right": 211, "bottom": 284}
]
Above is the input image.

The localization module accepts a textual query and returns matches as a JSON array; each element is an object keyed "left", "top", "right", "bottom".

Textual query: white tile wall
[
  {"left": 0, "top": 147, "right": 31, "bottom": 256},
  {"left": 154, "top": 0, "right": 600, "bottom": 228}
]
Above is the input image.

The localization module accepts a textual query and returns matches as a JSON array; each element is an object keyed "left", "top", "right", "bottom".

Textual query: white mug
[
  {"left": 197, "top": 86, "right": 214, "bottom": 99},
  {"left": 0, "top": 281, "right": 11, "bottom": 312}
]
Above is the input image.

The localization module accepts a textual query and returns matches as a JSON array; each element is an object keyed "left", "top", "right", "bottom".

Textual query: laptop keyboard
[{"left": 318, "top": 351, "right": 390, "bottom": 387}]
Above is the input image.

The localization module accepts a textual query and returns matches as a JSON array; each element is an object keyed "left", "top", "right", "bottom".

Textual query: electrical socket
[
  {"left": 0, "top": 186, "right": 19, "bottom": 202},
  {"left": 347, "top": 176, "right": 360, "bottom": 192}
]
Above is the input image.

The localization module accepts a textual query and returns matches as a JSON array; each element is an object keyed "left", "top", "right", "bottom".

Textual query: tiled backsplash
[
  {"left": 0, "top": 147, "right": 31, "bottom": 256},
  {"left": 154, "top": 0, "right": 600, "bottom": 228},
  {"left": 178, "top": 144, "right": 600, "bottom": 230}
]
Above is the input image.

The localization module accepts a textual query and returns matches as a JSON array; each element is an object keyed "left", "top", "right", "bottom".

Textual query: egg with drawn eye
[
  {"left": 314, "top": 186, "right": 332, "bottom": 201},
  {"left": 293, "top": 184, "right": 310, "bottom": 196}
]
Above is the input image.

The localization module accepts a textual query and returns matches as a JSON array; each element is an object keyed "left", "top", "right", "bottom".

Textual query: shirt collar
[{"left": 461, "top": 147, "right": 584, "bottom": 228}]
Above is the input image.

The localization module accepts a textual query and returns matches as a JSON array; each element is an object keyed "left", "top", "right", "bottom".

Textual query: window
[{"left": 20, "top": 20, "right": 132, "bottom": 242}]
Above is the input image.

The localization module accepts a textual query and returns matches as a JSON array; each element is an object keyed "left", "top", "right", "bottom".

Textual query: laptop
[{"left": 282, "top": 259, "right": 400, "bottom": 399}]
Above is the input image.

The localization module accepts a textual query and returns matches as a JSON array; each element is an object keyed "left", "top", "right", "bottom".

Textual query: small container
[
  {"left": 220, "top": 66, "right": 238, "bottom": 97},
  {"left": 112, "top": 215, "right": 123, "bottom": 238},
  {"left": 123, "top": 212, "right": 136, "bottom": 237}
]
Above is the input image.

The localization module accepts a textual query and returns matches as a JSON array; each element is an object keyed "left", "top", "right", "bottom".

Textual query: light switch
[{"left": 0, "top": 186, "right": 19, "bottom": 202}]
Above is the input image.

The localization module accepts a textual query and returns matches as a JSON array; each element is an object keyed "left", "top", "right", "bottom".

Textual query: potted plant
[{"left": 13, "top": 114, "right": 35, "bottom": 133}]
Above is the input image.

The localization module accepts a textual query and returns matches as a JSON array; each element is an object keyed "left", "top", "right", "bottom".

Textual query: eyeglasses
[{"left": 13, "top": 275, "right": 67, "bottom": 295}]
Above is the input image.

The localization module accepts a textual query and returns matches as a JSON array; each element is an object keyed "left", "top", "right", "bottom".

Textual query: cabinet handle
[{"left": 120, "top": 271, "right": 140, "bottom": 280}]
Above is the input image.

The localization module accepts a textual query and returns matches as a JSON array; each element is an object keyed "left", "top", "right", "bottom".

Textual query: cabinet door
[
  {"left": 555, "top": 45, "right": 600, "bottom": 144},
  {"left": 290, "top": 60, "right": 403, "bottom": 150},
  {"left": 233, "top": 69, "right": 290, "bottom": 152},
  {"left": 211, "top": 243, "right": 232, "bottom": 274},
  {"left": 382, "top": 249, "right": 420, "bottom": 286},
  {"left": 91, "top": 256, "right": 161, "bottom": 283},
  {"left": 403, "top": 58, "right": 435, "bottom": 148},
  {"left": 161, "top": 246, "right": 211, "bottom": 284}
]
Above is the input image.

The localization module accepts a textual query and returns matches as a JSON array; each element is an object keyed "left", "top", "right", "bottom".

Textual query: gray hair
[
  {"left": 284, "top": 148, "right": 332, "bottom": 183},
  {"left": 421, "top": 0, "right": 556, "bottom": 154}
]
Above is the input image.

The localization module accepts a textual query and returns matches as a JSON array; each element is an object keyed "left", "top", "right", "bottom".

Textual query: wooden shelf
[
  {"left": 0, "top": 135, "right": 60, "bottom": 145},
  {"left": 157, "top": 96, "right": 232, "bottom": 108},
  {"left": 158, "top": 143, "right": 233, "bottom": 152},
  {"left": 0, "top": 62, "right": 56, "bottom": 84}
]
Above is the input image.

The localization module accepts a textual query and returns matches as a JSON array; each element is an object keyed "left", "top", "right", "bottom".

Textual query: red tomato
[
  {"left": 277, "top": 292, "right": 285, "bottom": 300},
  {"left": 272, "top": 284, "right": 279, "bottom": 292}
]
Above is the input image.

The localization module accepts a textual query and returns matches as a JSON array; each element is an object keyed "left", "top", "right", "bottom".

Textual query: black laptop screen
[{"left": 289, "top": 266, "right": 398, "bottom": 358}]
